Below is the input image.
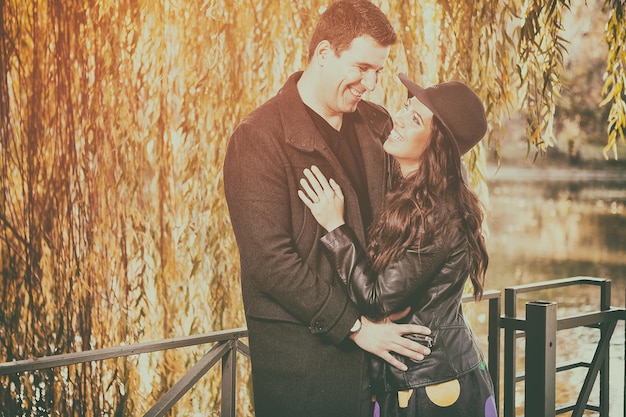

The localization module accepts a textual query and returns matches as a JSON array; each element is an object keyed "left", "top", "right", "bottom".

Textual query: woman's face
[{"left": 384, "top": 96, "right": 434, "bottom": 175}]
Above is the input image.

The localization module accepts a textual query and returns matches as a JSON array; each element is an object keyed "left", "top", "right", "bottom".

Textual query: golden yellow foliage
[{"left": 0, "top": 0, "right": 623, "bottom": 415}]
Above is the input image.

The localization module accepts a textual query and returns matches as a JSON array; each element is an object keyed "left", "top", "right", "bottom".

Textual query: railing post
[
  {"left": 525, "top": 301, "right": 557, "bottom": 417},
  {"left": 488, "top": 296, "right": 501, "bottom": 412},
  {"left": 599, "top": 280, "right": 611, "bottom": 416},
  {"left": 503, "top": 287, "right": 517, "bottom": 417},
  {"left": 221, "top": 339, "right": 237, "bottom": 417}
]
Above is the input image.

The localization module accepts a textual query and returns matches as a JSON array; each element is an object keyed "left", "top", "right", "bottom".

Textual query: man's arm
[
  {"left": 223, "top": 121, "right": 357, "bottom": 343},
  {"left": 297, "top": 165, "right": 433, "bottom": 369}
]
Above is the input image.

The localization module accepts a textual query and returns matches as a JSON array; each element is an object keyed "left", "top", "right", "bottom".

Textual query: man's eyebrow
[{"left": 357, "top": 62, "right": 384, "bottom": 71}]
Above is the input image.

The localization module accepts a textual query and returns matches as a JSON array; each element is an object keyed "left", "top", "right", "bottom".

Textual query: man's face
[{"left": 318, "top": 35, "right": 390, "bottom": 116}]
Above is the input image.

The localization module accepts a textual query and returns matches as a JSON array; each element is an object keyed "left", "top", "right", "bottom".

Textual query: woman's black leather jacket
[{"left": 321, "top": 224, "right": 485, "bottom": 393}]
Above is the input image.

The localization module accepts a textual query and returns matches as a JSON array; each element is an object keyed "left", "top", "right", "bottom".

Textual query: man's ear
[{"left": 313, "top": 40, "right": 333, "bottom": 66}]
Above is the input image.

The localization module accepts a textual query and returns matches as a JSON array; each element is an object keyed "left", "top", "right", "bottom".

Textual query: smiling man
[{"left": 223, "top": 2, "right": 431, "bottom": 416}]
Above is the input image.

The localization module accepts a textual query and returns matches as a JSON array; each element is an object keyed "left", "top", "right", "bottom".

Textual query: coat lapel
[
  {"left": 353, "top": 104, "right": 390, "bottom": 228},
  {"left": 276, "top": 72, "right": 390, "bottom": 246}
]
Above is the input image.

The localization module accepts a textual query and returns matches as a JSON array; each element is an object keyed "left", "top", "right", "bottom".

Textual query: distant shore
[
  {"left": 485, "top": 139, "right": 626, "bottom": 182},
  {"left": 486, "top": 164, "right": 625, "bottom": 182}
]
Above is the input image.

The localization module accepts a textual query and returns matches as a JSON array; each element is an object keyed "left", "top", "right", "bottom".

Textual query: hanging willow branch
[
  {"left": 1, "top": 0, "right": 624, "bottom": 416},
  {"left": 600, "top": 0, "right": 626, "bottom": 159},
  {"left": 517, "top": 0, "right": 571, "bottom": 157}
]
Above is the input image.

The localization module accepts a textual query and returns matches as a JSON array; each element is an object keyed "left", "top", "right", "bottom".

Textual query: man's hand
[{"left": 350, "top": 310, "right": 431, "bottom": 371}]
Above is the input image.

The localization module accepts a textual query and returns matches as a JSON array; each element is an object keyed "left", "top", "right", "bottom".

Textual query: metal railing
[
  {"left": 500, "top": 276, "right": 626, "bottom": 417},
  {"left": 462, "top": 289, "right": 502, "bottom": 410},
  {"left": 0, "top": 327, "right": 250, "bottom": 417},
  {"left": 0, "top": 293, "right": 501, "bottom": 416},
  {"left": 1, "top": 277, "right": 624, "bottom": 417}
]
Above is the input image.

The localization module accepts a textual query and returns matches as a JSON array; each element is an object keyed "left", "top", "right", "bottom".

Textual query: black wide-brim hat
[{"left": 398, "top": 73, "right": 487, "bottom": 156}]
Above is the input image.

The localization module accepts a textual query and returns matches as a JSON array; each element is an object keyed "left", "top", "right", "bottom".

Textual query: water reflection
[
  {"left": 472, "top": 166, "right": 625, "bottom": 416},
  {"left": 485, "top": 167, "right": 625, "bottom": 286}
]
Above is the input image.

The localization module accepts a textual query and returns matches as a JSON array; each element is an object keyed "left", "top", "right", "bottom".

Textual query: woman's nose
[{"left": 393, "top": 109, "right": 408, "bottom": 124}]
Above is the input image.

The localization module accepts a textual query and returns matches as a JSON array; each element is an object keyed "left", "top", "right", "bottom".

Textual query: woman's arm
[
  {"left": 299, "top": 166, "right": 447, "bottom": 320},
  {"left": 321, "top": 225, "right": 446, "bottom": 320}
]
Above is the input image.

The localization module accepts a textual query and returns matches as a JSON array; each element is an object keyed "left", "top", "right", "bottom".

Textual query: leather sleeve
[{"left": 321, "top": 224, "right": 448, "bottom": 320}]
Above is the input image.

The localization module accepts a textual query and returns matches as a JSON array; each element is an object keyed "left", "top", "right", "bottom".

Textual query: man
[{"left": 223, "top": 1, "right": 431, "bottom": 416}]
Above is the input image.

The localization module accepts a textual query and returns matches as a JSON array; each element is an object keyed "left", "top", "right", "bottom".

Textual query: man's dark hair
[{"left": 308, "top": 0, "right": 397, "bottom": 61}]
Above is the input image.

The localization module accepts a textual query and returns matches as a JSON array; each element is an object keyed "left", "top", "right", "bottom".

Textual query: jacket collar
[
  {"left": 276, "top": 72, "right": 390, "bottom": 243},
  {"left": 278, "top": 71, "right": 326, "bottom": 152},
  {"left": 277, "top": 72, "right": 390, "bottom": 152}
]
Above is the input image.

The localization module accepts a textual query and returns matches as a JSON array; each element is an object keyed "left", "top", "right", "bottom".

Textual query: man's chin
[{"left": 342, "top": 102, "right": 360, "bottom": 113}]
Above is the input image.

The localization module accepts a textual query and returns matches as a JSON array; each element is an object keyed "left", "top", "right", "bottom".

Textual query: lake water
[{"left": 469, "top": 164, "right": 625, "bottom": 416}]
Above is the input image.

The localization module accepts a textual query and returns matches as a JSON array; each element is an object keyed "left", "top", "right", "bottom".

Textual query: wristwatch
[{"left": 349, "top": 317, "right": 362, "bottom": 335}]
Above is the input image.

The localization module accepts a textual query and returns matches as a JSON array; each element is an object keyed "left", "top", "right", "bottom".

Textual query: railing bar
[
  {"left": 221, "top": 342, "right": 237, "bottom": 417},
  {"left": 505, "top": 276, "right": 610, "bottom": 294},
  {"left": 0, "top": 328, "right": 248, "bottom": 376},
  {"left": 500, "top": 317, "right": 527, "bottom": 331},
  {"left": 571, "top": 321, "right": 617, "bottom": 417},
  {"left": 556, "top": 402, "right": 600, "bottom": 414},
  {"left": 498, "top": 310, "right": 622, "bottom": 335},
  {"left": 557, "top": 310, "right": 623, "bottom": 331},
  {"left": 144, "top": 340, "right": 234, "bottom": 417},
  {"left": 461, "top": 290, "right": 501, "bottom": 303},
  {"left": 237, "top": 342, "right": 250, "bottom": 357},
  {"left": 556, "top": 402, "right": 576, "bottom": 414},
  {"left": 556, "top": 361, "right": 590, "bottom": 372}
]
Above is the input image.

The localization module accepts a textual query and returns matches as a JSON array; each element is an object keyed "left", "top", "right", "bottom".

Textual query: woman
[{"left": 298, "top": 73, "right": 498, "bottom": 417}]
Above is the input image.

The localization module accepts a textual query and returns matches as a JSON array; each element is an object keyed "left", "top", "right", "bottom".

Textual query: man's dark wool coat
[{"left": 224, "top": 71, "right": 393, "bottom": 417}]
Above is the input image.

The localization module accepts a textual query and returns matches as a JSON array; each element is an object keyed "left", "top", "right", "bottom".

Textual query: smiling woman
[
  {"left": 384, "top": 96, "right": 434, "bottom": 175},
  {"left": 297, "top": 75, "right": 495, "bottom": 417}
]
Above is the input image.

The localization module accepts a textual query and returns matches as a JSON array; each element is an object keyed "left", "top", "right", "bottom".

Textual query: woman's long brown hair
[{"left": 367, "top": 118, "right": 489, "bottom": 298}]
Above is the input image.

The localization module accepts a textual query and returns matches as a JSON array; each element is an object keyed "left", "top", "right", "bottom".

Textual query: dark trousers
[{"left": 247, "top": 317, "right": 372, "bottom": 417}]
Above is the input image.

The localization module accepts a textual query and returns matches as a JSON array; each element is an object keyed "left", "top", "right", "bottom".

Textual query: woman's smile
[{"left": 388, "top": 129, "right": 404, "bottom": 142}]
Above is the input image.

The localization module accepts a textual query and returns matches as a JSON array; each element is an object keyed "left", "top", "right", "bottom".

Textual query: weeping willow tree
[{"left": 0, "top": 0, "right": 624, "bottom": 415}]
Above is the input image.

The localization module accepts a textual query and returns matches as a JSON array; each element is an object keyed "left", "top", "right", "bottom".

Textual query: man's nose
[{"left": 361, "top": 70, "right": 377, "bottom": 91}]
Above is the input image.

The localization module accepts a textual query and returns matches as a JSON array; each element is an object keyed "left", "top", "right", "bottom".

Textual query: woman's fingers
[
  {"left": 329, "top": 178, "right": 344, "bottom": 202},
  {"left": 297, "top": 189, "right": 314, "bottom": 208},
  {"left": 303, "top": 167, "right": 325, "bottom": 195},
  {"left": 310, "top": 165, "right": 331, "bottom": 190},
  {"left": 303, "top": 166, "right": 334, "bottom": 197},
  {"left": 301, "top": 166, "right": 342, "bottom": 206},
  {"left": 299, "top": 176, "right": 318, "bottom": 202}
]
